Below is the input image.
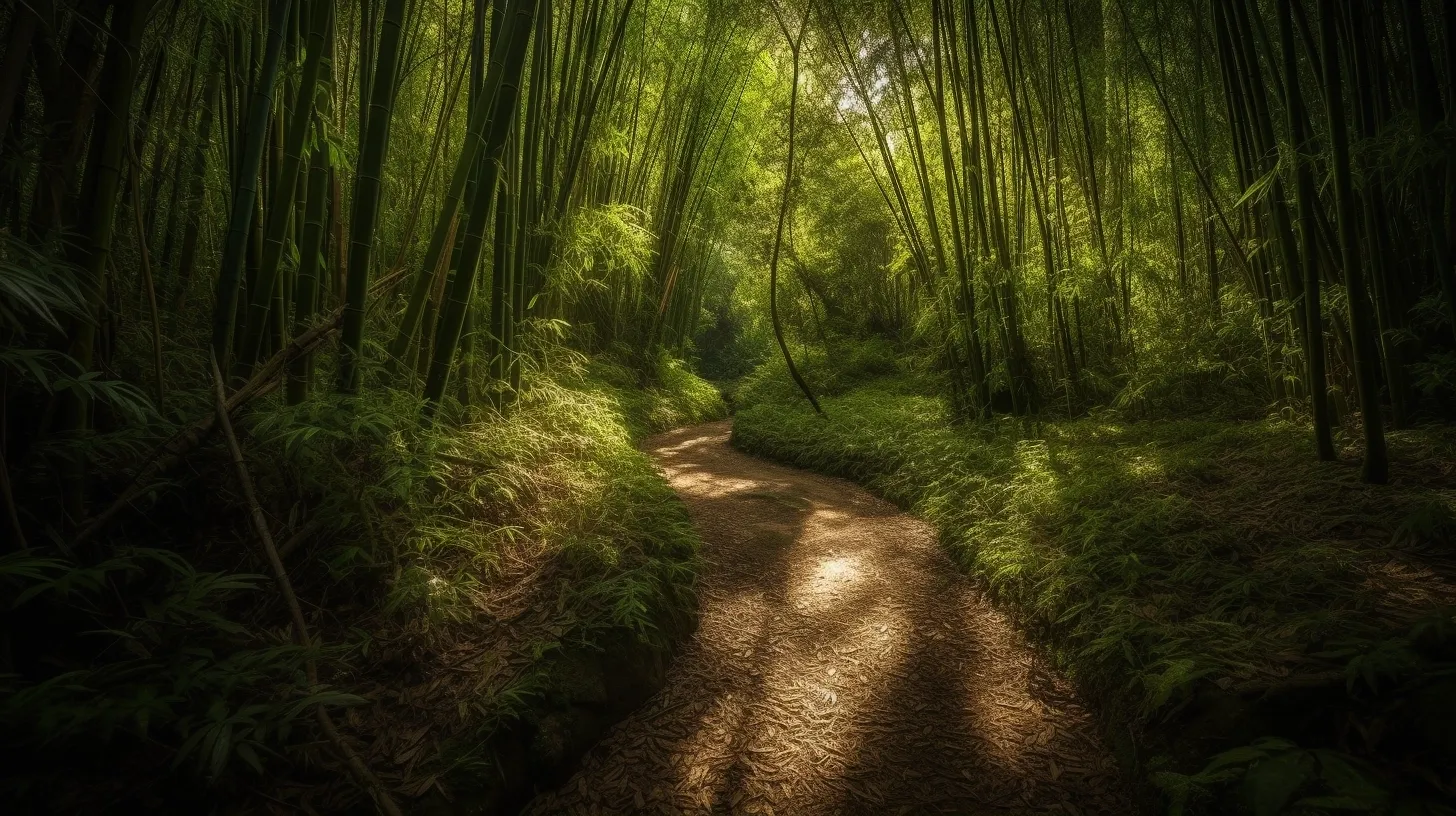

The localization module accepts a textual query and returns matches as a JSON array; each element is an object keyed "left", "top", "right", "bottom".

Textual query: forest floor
[{"left": 523, "top": 420, "right": 1132, "bottom": 815}]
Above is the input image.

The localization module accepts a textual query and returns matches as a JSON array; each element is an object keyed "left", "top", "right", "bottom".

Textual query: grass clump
[
  {"left": 733, "top": 375, "right": 1456, "bottom": 814},
  {"left": 586, "top": 352, "right": 730, "bottom": 437}
]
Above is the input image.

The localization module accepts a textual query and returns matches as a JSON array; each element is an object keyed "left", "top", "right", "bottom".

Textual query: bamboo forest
[{"left": 4, "top": 0, "right": 1456, "bottom": 812}]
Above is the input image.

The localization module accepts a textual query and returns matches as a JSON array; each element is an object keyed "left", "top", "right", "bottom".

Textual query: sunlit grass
[
  {"left": 235, "top": 352, "right": 727, "bottom": 793},
  {"left": 383, "top": 363, "right": 724, "bottom": 646}
]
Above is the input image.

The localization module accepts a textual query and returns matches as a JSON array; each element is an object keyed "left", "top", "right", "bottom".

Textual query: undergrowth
[
  {"left": 733, "top": 373, "right": 1456, "bottom": 815},
  {"left": 330, "top": 352, "right": 724, "bottom": 807},
  {"left": 588, "top": 353, "right": 729, "bottom": 438},
  {"left": 0, "top": 347, "right": 725, "bottom": 811}
]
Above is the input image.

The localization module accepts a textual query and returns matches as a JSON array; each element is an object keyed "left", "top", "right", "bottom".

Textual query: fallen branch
[
  {"left": 276, "top": 514, "right": 331, "bottom": 560},
  {"left": 211, "top": 355, "right": 403, "bottom": 816},
  {"left": 72, "top": 310, "right": 344, "bottom": 550}
]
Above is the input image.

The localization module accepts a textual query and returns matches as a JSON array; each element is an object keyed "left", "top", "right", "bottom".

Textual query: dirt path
[{"left": 524, "top": 421, "right": 1130, "bottom": 815}]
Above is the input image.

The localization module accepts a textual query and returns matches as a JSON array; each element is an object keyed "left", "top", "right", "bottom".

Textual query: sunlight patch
[
  {"left": 663, "top": 470, "right": 769, "bottom": 499},
  {"left": 788, "top": 551, "right": 865, "bottom": 609}
]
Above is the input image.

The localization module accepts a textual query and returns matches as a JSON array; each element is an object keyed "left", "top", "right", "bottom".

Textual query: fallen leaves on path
[{"left": 524, "top": 421, "right": 1131, "bottom": 814}]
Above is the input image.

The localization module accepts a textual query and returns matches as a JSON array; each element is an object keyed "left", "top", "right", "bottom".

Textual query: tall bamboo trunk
[
  {"left": 337, "top": 0, "right": 408, "bottom": 393},
  {"left": 768, "top": 9, "right": 820, "bottom": 415},
  {"left": 1320, "top": 2, "right": 1387, "bottom": 483},
  {"left": 1279, "top": 0, "right": 1335, "bottom": 459},
  {"left": 241, "top": 0, "right": 336, "bottom": 370},
  {"left": 58, "top": 0, "right": 156, "bottom": 525},
  {"left": 423, "top": 0, "right": 539, "bottom": 412},
  {"left": 210, "top": 0, "right": 295, "bottom": 366}
]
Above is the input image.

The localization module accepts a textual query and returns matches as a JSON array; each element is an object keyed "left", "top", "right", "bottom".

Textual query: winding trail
[{"left": 525, "top": 421, "right": 1130, "bottom": 814}]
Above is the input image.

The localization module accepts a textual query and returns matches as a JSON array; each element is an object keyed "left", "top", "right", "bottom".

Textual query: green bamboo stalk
[
  {"left": 1320, "top": 1, "right": 1387, "bottom": 483},
  {"left": 210, "top": 0, "right": 295, "bottom": 365},
  {"left": 384, "top": 3, "right": 494, "bottom": 376},
  {"left": 59, "top": 0, "right": 156, "bottom": 524},
  {"left": 1345, "top": 0, "right": 1410, "bottom": 429},
  {"left": 337, "top": 0, "right": 408, "bottom": 393},
  {"left": 172, "top": 45, "right": 223, "bottom": 317},
  {"left": 766, "top": 2, "right": 820, "bottom": 415},
  {"left": 423, "top": 0, "right": 539, "bottom": 412},
  {"left": 240, "top": 0, "right": 335, "bottom": 370},
  {"left": 1400, "top": 0, "right": 1456, "bottom": 345},
  {"left": 286, "top": 144, "right": 332, "bottom": 405},
  {"left": 1280, "top": 0, "right": 1335, "bottom": 459}
]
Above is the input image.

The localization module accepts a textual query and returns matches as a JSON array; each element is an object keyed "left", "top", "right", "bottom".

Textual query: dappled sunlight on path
[{"left": 524, "top": 421, "right": 1130, "bottom": 814}]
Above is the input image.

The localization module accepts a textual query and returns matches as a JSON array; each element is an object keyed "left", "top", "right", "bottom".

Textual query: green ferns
[{"left": 0, "top": 547, "right": 361, "bottom": 795}]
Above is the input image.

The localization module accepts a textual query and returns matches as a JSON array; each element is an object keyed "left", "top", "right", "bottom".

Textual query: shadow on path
[{"left": 523, "top": 421, "right": 1130, "bottom": 815}]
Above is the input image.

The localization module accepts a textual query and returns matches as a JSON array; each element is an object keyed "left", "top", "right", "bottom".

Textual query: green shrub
[{"left": 586, "top": 352, "right": 729, "bottom": 436}]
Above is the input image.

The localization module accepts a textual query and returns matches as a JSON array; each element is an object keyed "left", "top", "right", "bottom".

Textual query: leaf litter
[{"left": 524, "top": 421, "right": 1132, "bottom": 814}]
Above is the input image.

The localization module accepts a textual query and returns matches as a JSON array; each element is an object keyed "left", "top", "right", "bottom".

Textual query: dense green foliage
[
  {"left": 2, "top": 352, "right": 722, "bottom": 808},
  {"left": 708, "top": 0, "right": 1456, "bottom": 476},
  {"left": 734, "top": 357, "right": 1456, "bottom": 813},
  {"left": 1, "top": 349, "right": 722, "bottom": 808},
  {"left": 3, "top": 0, "right": 1456, "bottom": 811},
  {"left": 1, "top": 0, "right": 742, "bottom": 807}
]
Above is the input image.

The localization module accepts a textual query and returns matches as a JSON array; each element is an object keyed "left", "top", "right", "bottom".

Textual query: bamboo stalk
[
  {"left": 766, "top": 1, "right": 821, "bottom": 415},
  {"left": 1320, "top": 1, "right": 1387, "bottom": 483},
  {"left": 211, "top": 0, "right": 295, "bottom": 365},
  {"left": 338, "top": 0, "right": 409, "bottom": 393},
  {"left": 129, "top": 147, "right": 166, "bottom": 408}
]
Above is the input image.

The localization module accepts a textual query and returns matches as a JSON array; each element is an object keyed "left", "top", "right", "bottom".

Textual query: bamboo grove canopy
[{"left": 2, "top": 0, "right": 1456, "bottom": 546}]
